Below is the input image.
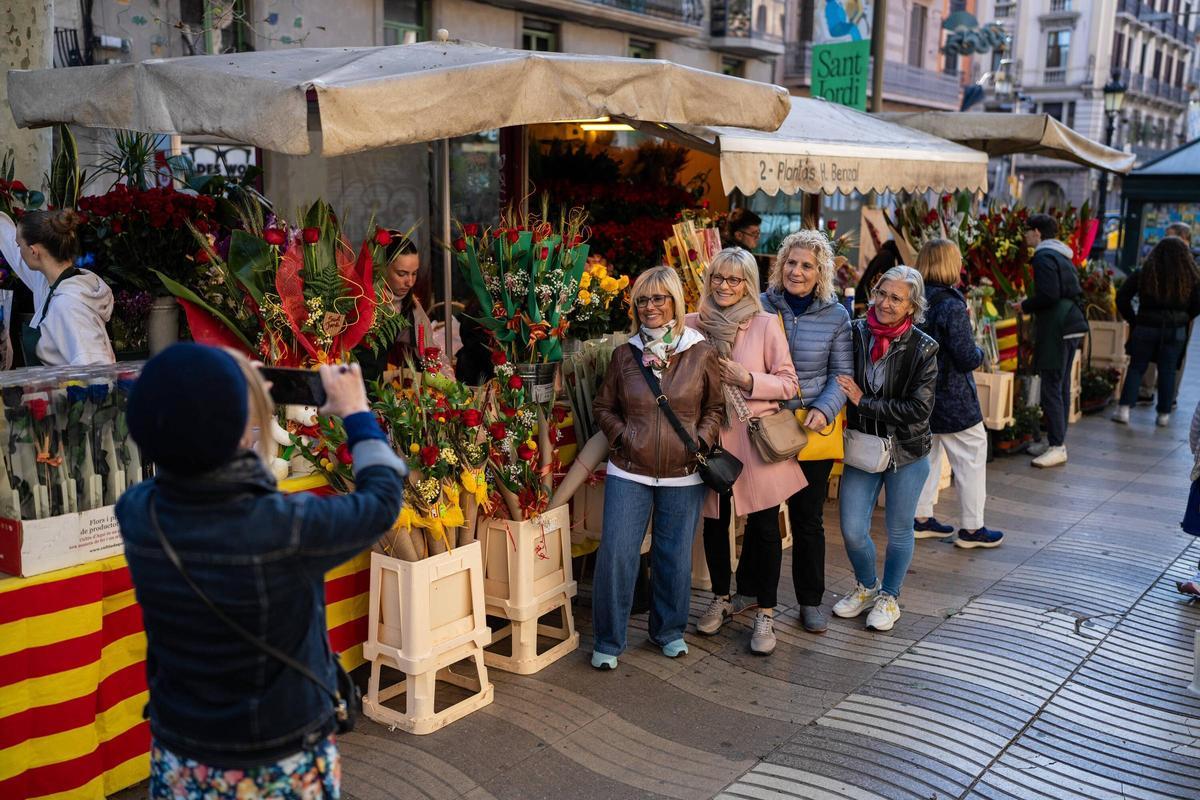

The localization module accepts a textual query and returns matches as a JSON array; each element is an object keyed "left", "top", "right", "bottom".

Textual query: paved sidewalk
[{"left": 114, "top": 360, "right": 1200, "bottom": 800}]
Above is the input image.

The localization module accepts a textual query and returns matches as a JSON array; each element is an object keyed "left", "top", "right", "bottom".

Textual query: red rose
[
  {"left": 453, "top": 237, "right": 467, "bottom": 252},
  {"left": 264, "top": 227, "right": 286, "bottom": 246},
  {"left": 687, "top": 249, "right": 698, "bottom": 261},
  {"left": 9, "top": 180, "right": 25, "bottom": 193},
  {"left": 195, "top": 249, "right": 210, "bottom": 264},
  {"left": 540, "top": 246, "right": 549, "bottom": 260},
  {"left": 464, "top": 223, "right": 480, "bottom": 237},
  {"left": 500, "top": 404, "right": 517, "bottom": 418},
  {"left": 111, "top": 218, "right": 123, "bottom": 234},
  {"left": 507, "top": 230, "right": 520, "bottom": 244},
  {"left": 27, "top": 398, "right": 48, "bottom": 422},
  {"left": 488, "top": 422, "right": 507, "bottom": 440},
  {"left": 424, "top": 346, "right": 441, "bottom": 362},
  {"left": 302, "top": 227, "right": 320, "bottom": 244},
  {"left": 336, "top": 443, "right": 353, "bottom": 465},
  {"left": 508, "top": 375, "right": 523, "bottom": 390},
  {"left": 490, "top": 349, "right": 507, "bottom": 366},
  {"left": 374, "top": 228, "right": 392, "bottom": 247},
  {"left": 434, "top": 412, "right": 448, "bottom": 424},
  {"left": 941, "top": 194, "right": 952, "bottom": 207},
  {"left": 517, "top": 443, "right": 537, "bottom": 461},
  {"left": 420, "top": 445, "right": 440, "bottom": 466},
  {"left": 827, "top": 220, "right": 838, "bottom": 232},
  {"left": 463, "top": 409, "right": 483, "bottom": 427},
  {"left": 551, "top": 405, "right": 568, "bottom": 423},
  {"left": 700, "top": 199, "right": 710, "bottom": 209}
]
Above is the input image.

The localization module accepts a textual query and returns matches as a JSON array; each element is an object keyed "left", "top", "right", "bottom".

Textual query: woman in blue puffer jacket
[
  {"left": 760, "top": 229, "right": 852, "bottom": 634},
  {"left": 913, "top": 239, "right": 1004, "bottom": 549}
]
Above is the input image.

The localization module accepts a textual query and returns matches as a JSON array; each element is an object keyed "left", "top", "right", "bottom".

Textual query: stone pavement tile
[
  {"left": 472, "top": 742, "right": 676, "bottom": 800},
  {"left": 336, "top": 729, "right": 498, "bottom": 800},
  {"left": 1022, "top": 716, "right": 1200, "bottom": 789},
  {"left": 868, "top": 668, "right": 1036, "bottom": 735}
]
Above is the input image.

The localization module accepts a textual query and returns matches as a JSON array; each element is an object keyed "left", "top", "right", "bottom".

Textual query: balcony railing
[
  {"left": 1043, "top": 67, "right": 1066, "bottom": 85},
  {"left": 590, "top": 0, "right": 703, "bottom": 25},
  {"left": 1050, "top": 0, "right": 1071, "bottom": 10},
  {"left": 710, "top": 0, "right": 786, "bottom": 56}
]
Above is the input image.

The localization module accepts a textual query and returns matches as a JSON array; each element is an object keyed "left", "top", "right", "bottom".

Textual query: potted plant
[{"left": 1080, "top": 366, "right": 1120, "bottom": 414}]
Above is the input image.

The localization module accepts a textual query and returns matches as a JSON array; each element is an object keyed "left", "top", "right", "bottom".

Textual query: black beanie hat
[{"left": 128, "top": 343, "right": 250, "bottom": 475}]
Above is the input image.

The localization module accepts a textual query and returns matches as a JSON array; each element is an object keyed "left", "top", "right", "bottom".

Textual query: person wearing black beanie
[{"left": 116, "top": 346, "right": 407, "bottom": 796}]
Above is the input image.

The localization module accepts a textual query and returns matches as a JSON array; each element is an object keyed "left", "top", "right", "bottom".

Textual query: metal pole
[
  {"left": 441, "top": 139, "right": 453, "bottom": 356},
  {"left": 1089, "top": 112, "right": 1116, "bottom": 262},
  {"left": 871, "top": 0, "right": 887, "bottom": 113}
]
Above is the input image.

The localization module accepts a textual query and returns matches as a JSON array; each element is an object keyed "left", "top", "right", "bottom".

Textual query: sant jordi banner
[{"left": 811, "top": 40, "right": 871, "bottom": 111}]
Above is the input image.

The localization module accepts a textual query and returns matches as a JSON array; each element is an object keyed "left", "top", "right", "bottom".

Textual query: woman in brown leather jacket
[{"left": 590, "top": 266, "right": 725, "bottom": 670}]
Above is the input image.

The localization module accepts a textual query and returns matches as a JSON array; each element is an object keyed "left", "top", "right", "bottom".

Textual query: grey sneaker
[
  {"left": 749, "top": 612, "right": 776, "bottom": 655},
  {"left": 799, "top": 605, "right": 828, "bottom": 633},
  {"left": 697, "top": 595, "right": 732, "bottom": 635}
]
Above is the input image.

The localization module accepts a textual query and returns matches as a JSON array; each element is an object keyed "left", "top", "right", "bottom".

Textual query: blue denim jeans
[
  {"left": 838, "top": 458, "right": 931, "bottom": 598},
  {"left": 592, "top": 476, "right": 706, "bottom": 657},
  {"left": 1119, "top": 324, "right": 1188, "bottom": 414}
]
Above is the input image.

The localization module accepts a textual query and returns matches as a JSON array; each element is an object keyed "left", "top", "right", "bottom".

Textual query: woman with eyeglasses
[
  {"left": 759, "top": 231, "right": 852, "bottom": 635},
  {"left": 688, "top": 248, "right": 805, "bottom": 655},
  {"left": 832, "top": 265, "right": 938, "bottom": 632},
  {"left": 591, "top": 266, "right": 726, "bottom": 670}
]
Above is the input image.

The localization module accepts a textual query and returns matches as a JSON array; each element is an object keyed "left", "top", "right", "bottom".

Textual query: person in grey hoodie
[
  {"left": 1019, "top": 213, "right": 1088, "bottom": 469},
  {"left": 0, "top": 210, "right": 115, "bottom": 366},
  {"left": 760, "top": 229, "right": 852, "bottom": 633}
]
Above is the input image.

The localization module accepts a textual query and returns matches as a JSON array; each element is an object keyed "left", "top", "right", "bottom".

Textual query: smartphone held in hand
[{"left": 257, "top": 367, "right": 328, "bottom": 407}]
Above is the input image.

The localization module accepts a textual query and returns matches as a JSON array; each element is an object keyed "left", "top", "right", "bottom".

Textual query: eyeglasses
[
  {"left": 871, "top": 288, "right": 910, "bottom": 306},
  {"left": 635, "top": 294, "right": 672, "bottom": 309},
  {"left": 710, "top": 274, "right": 746, "bottom": 288}
]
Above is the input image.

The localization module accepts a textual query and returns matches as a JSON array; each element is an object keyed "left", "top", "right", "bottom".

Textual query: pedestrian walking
[
  {"left": 912, "top": 239, "right": 1004, "bottom": 549},
  {"left": 591, "top": 267, "right": 725, "bottom": 669},
  {"left": 760, "top": 230, "right": 852, "bottom": 633},
  {"left": 1177, "top": 399, "right": 1200, "bottom": 598},
  {"left": 0, "top": 210, "right": 115, "bottom": 366},
  {"left": 117, "top": 347, "right": 407, "bottom": 799},
  {"left": 1020, "top": 213, "right": 1089, "bottom": 468},
  {"left": 689, "top": 248, "right": 806, "bottom": 655},
  {"left": 1113, "top": 236, "right": 1200, "bottom": 428},
  {"left": 833, "top": 266, "right": 938, "bottom": 632}
]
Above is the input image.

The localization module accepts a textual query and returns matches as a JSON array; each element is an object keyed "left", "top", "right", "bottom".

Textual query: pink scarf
[{"left": 866, "top": 308, "right": 913, "bottom": 362}]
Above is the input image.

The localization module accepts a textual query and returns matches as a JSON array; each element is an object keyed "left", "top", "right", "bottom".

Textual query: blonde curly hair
[{"left": 771, "top": 230, "right": 836, "bottom": 303}]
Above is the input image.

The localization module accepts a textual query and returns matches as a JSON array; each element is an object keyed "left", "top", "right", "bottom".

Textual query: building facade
[{"left": 974, "top": 0, "right": 1196, "bottom": 208}]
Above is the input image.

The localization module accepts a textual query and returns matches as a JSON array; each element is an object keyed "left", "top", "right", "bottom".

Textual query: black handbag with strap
[
  {"left": 629, "top": 344, "right": 743, "bottom": 494},
  {"left": 148, "top": 495, "right": 360, "bottom": 735}
]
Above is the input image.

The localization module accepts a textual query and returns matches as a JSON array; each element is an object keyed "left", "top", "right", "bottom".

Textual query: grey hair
[
  {"left": 770, "top": 230, "right": 836, "bottom": 303},
  {"left": 705, "top": 247, "right": 763, "bottom": 311},
  {"left": 873, "top": 265, "right": 927, "bottom": 323}
]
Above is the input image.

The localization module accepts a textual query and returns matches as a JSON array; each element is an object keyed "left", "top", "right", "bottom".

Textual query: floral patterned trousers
[{"left": 149, "top": 735, "right": 341, "bottom": 799}]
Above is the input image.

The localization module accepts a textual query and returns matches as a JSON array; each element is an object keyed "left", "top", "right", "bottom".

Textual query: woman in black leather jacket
[{"left": 831, "top": 266, "right": 938, "bottom": 633}]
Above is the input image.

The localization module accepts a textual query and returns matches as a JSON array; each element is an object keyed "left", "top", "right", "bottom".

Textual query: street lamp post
[{"left": 1090, "top": 70, "right": 1127, "bottom": 262}]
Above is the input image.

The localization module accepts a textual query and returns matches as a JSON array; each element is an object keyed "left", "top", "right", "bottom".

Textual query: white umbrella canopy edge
[
  {"left": 878, "top": 111, "right": 1136, "bottom": 174},
  {"left": 636, "top": 97, "right": 990, "bottom": 196},
  {"left": 7, "top": 40, "right": 792, "bottom": 157}
]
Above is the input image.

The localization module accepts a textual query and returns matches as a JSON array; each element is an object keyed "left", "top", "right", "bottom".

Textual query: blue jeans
[
  {"left": 838, "top": 458, "right": 931, "bottom": 598},
  {"left": 1120, "top": 325, "right": 1188, "bottom": 414},
  {"left": 592, "top": 476, "right": 706, "bottom": 657}
]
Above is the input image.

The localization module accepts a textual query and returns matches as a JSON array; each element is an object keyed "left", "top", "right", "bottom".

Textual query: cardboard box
[{"left": 0, "top": 505, "right": 121, "bottom": 578}]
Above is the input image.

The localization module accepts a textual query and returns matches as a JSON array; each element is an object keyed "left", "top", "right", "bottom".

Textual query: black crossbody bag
[
  {"left": 629, "top": 344, "right": 742, "bottom": 494},
  {"left": 148, "top": 496, "right": 360, "bottom": 735}
]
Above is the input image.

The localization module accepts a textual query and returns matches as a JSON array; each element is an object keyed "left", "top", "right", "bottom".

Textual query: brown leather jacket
[{"left": 594, "top": 335, "right": 726, "bottom": 479}]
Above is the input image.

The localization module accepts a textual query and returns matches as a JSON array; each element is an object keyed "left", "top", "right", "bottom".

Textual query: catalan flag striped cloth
[{"left": 0, "top": 474, "right": 372, "bottom": 800}]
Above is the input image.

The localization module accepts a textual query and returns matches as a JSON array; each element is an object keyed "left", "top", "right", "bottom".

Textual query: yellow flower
[
  {"left": 578, "top": 289, "right": 592, "bottom": 304},
  {"left": 617, "top": 275, "right": 630, "bottom": 289},
  {"left": 600, "top": 277, "right": 619, "bottom": 293},
  {"left": 409, "top": 442, "right": 420, "bottom": 454},
  {"left": 593, "top": 264, "right": 608, "bottom": 279},
  {"left": 579, "top": 272, "right": 592, "bottom": 289}
]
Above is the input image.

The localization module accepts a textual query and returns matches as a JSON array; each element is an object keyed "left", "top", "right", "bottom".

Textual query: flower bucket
[
  {"left": 513, "top": 361, "right": 559, "bottom": 404},
  {"left": 148, "top": 296, "right": 180, "bottom": 355}
]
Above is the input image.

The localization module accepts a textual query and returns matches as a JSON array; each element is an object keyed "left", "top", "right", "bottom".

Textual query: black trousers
[
  {"left": 702, "top": 493, "right": 782, "bottom": 609},
  {"left": 1039, "top": 338, "right": 1081, "bottom": 447},
  {"left": 788, "top": 459, "right": 834, "bottom": 607}
]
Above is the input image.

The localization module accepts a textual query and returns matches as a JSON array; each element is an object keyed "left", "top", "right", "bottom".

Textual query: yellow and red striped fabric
[{"left": 0, "top": 512, "right": 372, "bottom": 800}]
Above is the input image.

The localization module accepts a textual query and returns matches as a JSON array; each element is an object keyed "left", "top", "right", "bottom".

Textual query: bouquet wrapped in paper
[{"left": 663, "top": 219, "right": 721, "bottom": 311}]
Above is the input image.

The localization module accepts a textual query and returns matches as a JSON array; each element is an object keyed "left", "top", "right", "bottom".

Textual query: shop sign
[
  {"left": 180, "top": 142, "right": 256, "bottom": 178},
  {"left": 756, "top": 156, "right": 860, "bottom": 187},
  {"left": 811, "top": 40, "right": 871, "bottom": 111}
]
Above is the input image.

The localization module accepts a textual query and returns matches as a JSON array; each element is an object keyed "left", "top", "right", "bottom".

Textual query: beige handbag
[{"left": 748, "top": 407, "right": 808, "bottom": 463}]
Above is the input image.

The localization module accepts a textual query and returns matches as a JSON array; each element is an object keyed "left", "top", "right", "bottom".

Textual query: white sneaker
[
  {"left": 1032, "top": 445, "right": 1067, "bottom": 468},
  {"left": 696, "top": 595, "right": 731, "bottom": 635},
  {"left": 1111, "top": 406, "right": 1130, "bottom": 424},
  {"left": 832, "top": 582, "right": 879, "bottom": 618},
  {"left": 865, "top": 594, "right": 901, "bottom": 632},
  {"left": 1157, "top": 413, "right": 1171, "bottom": 427}
]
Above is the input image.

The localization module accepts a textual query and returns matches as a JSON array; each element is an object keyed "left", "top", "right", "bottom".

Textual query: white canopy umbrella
[
  {"left": 636, "top": 96, "right": 989, "bottom": 196},
  {"left": 7, "top": 38, "right": 791, "bottom": 156},
  {"left": 7, "top": 35, "right": 792, "bottom": 351},
  {"left": 879, "top": 112, "right": 1136, "bottom": 174}
]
